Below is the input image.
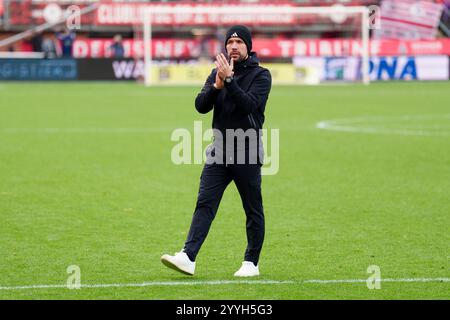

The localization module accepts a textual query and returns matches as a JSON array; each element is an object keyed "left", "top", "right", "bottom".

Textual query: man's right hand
[{"left": 214, "top": 71, "right": 224, "bottom": 89}]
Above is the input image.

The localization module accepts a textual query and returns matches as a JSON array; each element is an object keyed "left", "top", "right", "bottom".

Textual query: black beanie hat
[{"left": 225, "top": 25, "right": 252, "bottom": 53}]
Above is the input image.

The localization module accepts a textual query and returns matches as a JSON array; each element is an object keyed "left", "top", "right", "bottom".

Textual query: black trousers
[{"left": 183, "top": 162, "right": 264, "bottom": 265}]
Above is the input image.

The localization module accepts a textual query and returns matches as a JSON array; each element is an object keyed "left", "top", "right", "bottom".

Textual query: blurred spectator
[
  {"left": 56, "top": 29, "right": 76, "bottom": 57},
  {"left": 198, "top": 34, "right": 208, "bottom": 59},
  {"left": 110, "top": 34, "right": 125, "bottom": 58},
  {"left": 30, "top": 33, "right": 43, "bottom": 52},
  {"left": 42, "top": 36, "right": 58, "bottom": 59},
  {"left": 216, "top": 27, "right": 226, "bottom": 55},
  {"left": 192, "top": 29, "right": 212, "bottom": 62}
]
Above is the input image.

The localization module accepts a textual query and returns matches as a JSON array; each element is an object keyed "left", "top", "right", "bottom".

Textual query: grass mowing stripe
[
  {"left": 1, "top": 82, "right": 449, "bottom": 299},
  {"left": 0, "top": 128, "right": 175, "bottom": 133}
]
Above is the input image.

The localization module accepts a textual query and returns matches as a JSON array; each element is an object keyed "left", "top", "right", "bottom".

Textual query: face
[{"left": 226, "top": 37, "right": 248, "bottom": 63}]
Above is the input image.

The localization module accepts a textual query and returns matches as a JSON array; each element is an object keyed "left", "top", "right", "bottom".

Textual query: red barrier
[{"left": 72, "top": 38, "right": 450, "bottom": 59}]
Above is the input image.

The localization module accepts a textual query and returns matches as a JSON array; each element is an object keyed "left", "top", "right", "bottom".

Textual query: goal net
[{"left": 140, "top": 5, "right": 371, "bottom": 86}]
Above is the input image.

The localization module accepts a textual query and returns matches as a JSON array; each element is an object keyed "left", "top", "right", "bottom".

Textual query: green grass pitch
[{"left": 0, "top": 81, "right": 449, "bottom": 299}]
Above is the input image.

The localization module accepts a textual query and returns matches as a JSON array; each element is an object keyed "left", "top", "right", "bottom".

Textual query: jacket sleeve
[
  {"left": 195, "top": 69, "right": 220, "bottom": 114},
  {"left": 224, "top": 69, "right": 272, "bottom": 115}
]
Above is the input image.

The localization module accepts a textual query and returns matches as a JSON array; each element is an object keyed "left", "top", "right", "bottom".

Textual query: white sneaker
[
  {"left": 234, "top": 261, "right": 260, "bottom": 277},
  {"left": 161, "top": 251, "right": 195, "bottom": 276}
]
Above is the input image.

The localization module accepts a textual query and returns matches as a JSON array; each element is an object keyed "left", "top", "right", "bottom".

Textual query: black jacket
[{"left": 195, "top": 52, "right": 272, "bottom": 161}]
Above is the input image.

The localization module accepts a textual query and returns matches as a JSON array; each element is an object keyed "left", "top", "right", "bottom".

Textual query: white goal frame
[{"left": 142, "top": 6, "right": 370, "bottom": 86}]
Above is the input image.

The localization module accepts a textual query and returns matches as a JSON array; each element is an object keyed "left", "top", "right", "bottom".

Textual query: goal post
[{"left": 142, "top": 5, "right": 371, "bottom": 86}]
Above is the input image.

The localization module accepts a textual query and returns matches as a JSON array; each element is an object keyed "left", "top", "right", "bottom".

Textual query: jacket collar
[{"left": 233, "top": 52, "right": 259, "bottom": 73}]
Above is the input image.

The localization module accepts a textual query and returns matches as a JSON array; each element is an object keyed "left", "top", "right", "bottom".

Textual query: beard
[{"left": 228, "top": 51, "right": 248, "bottom": 63}]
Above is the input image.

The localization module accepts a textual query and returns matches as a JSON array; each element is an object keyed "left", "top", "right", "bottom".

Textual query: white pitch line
[
  {"left": 303, "top": 278, "right": 450, "bottom": 284},
  {"left": 0, "top": 280, "right": 293, "bottom": 291},
  {"left": 316, "top": 114, "right": 450, "bottom": 137},
  {"left": 0, "top": 278, "right": 448, "bottom": 291}
]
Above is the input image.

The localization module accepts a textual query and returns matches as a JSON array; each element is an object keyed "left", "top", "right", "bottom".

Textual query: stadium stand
[{"left": 0, "top": 0, "right": 448, "bottom": 82}]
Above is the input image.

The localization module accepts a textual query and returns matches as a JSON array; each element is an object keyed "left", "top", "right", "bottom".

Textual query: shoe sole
[
  {"left": 234, "top": 273, "right": 260, "bottom": 277},
  {"left": 161, "top": 256, "right": 194, "bottom": 276}
]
